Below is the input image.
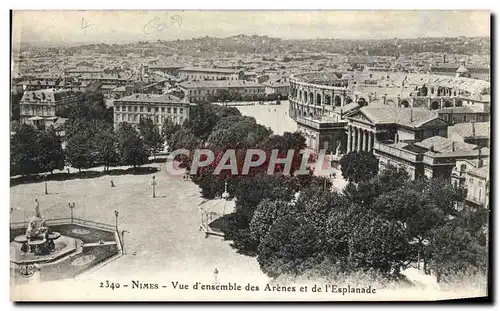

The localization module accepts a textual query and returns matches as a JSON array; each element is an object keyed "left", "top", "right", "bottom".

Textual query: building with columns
[
  {"left": 345, "top": 107, "right": 449, "bottom": 153},
  {"left": 288, "top": 72, "right": 359, "bottom": 154}
]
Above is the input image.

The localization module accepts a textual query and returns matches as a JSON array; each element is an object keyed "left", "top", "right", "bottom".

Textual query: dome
[{"left": 199, "top": 198, "right": 235, "bottom": 216}]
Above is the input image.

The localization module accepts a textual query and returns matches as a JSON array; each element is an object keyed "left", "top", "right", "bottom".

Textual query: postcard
[{"left": 10, "top": 10, "right": 490, "bottom": 301}]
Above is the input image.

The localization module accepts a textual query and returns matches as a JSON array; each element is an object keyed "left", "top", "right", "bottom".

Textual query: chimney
[
  {"left": 395, "top": 133, "right": 399, "bottom": 143},
  {"left": 410, "top": 108, "right": 413, "bottom": 123},
  {"left": 477, "top": 148, "right": 483, "bottom": 168},
  {"left": 472, "top": 122, "right": 476, "bottom": 137},
  {"left": 451, "top": 141, "right": 455, "bottom": 152}
]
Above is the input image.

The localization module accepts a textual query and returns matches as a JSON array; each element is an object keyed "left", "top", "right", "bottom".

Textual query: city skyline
[{"left": 12, "top": 10, "right": 490, "bottom": 47}]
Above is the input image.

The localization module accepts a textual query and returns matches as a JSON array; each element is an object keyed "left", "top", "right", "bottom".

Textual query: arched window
[{"left": 334, "top": 96, "right": 342, "bottom": 107}]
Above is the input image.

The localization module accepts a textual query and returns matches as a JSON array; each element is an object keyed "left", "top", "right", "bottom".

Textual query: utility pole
[
  {"left": 114, "top": 210, "right": 119, "bottom": 231},
  {"left": 44, "top": 173, "right": 48, "bottom": 195},
  {"left": 68, "top": 202, "right": 75, "bottom": 223}
]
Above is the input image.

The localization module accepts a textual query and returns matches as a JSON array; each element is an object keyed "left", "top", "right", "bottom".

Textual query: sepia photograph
[{"left": 9, "top": 9, "right": 491, "bottom": 302}]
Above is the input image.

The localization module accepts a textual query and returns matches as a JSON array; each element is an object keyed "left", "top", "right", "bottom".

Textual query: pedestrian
[
  {"left": 213, "top": 268, "right": 219, "bottom": 284},
  {"left": 110, "top": 180, "right": 115, "bottom": 187}
]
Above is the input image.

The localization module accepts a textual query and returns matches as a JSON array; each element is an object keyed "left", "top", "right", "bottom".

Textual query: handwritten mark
[
  {"left": 81, "top": 17, "right": 94, "bottom": 35},
  {"left": 143, "top": 13, "right": 182, "bottom": 35}
]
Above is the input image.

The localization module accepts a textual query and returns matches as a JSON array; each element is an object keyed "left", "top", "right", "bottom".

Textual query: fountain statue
[{"left": 15, "top": 199, "right": 60, "bottom": 256}]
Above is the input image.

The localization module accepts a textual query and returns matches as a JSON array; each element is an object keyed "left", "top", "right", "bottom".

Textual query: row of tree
[
  {"left": 252, "top": 160, "right": 487, "bottom": 283},
  {"left": 161, "top": 103, "right": 486, "bottom": 284},
  {"left": 160, "top": 103, "right": 334, "bottom": 257},
  {"left": 11, "top": 89, "right": 164, "bottom": 176}
]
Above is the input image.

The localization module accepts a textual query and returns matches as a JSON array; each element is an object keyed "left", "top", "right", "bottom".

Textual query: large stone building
[
  {"left": 19, "top": 88, "right": 79, "bottom": 128},
  {"left": 113, "top": 93, "right": 190, "bottom": 129},
  {"left": 178, "top": 67, "right": 243, "bottom": 81},
  {"left": 346, "top": 107, "right": 448, "bottom": 153},
  {"left": 448, "top": 121, "right": 490, "bottom": 149},
  {"left": 429, "top": 63, "right": 490, "bottom": 81},
  {"left": 178, "top": 80, "right": 265, "bottom": 103},
  {"left": 437, "top": 107, "right": 490, "bottom": 124},
  {"left": 262, "top": 76, "right": 290, "bottom": 98},
  {"left": 374, "top": 136, "right": 489, "bottom": 180},
  {"left": 288, "top": 72, "right": 355, "bottom": 154},
  {"left": 464, "top": 165, "right": 490, "bottom": 209}
]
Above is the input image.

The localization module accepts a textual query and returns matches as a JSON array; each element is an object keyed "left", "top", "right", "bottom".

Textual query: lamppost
[
  {"left": 9, "top": 207, "right": 13, "bottom": 231},
  {"left": 121, "top": 230, "right": 130, "bottom": 255},
  {"left": 221, "top": 181, "right": 230, "bottom": 229},
  {"left": 68, "top": 202, "right": 75, "bottom": 223},
  {"left": 151, "top": 175, "right": 156, "bottom": 198},
  {"left": 114, "top": 210, "right": 119, "bottom": 231},
  {"left": 44, "top": 173, "right": 48, "bottom": 195}
]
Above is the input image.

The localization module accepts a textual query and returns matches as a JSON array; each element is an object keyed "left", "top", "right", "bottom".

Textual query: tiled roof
[
  {"left": 360, "top": 107, "right": 440, "bottom": 128},
  {"left": 449, "top": 122, "right": 490, "bottom": 138},
  {"left": 21, "top": 89, "right": 75, "bottom": 103},
  {"left": 179, "top": 67, "right": 240, "bottom": 74},
  {"left": 416, "top": 136, "right": 478, "bottom": 153},
  {"left": 470, "top": 165, "right": 489, "bottom": 178},
  {"left": 115, "top": 93, "right": 185, "bottom": 104},
  {"left": 438, "top": 107, "right": 476, "bottom": 114},
  {"left": 178, "top": 80, "right": 264, "bottom": 89},
  {"left": 341, "top": 102, "right": 360, "bottom": 115}
]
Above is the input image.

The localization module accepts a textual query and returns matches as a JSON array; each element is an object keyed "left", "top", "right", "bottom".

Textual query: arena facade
[{"left": 288, "top": 71, "right": 490, "bottom": 155}]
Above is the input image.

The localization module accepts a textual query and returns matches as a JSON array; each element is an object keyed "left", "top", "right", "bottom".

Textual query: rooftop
[
  {"left": 449, "top": 122, "right": 490, "bottom": 138},
  {"left": 468, "top": 165, "right": 489, "bottom": 179},
  {"left": 178, "top": 80, "right": 263, "bottom": 89},
  {"left": 115, "top": 93, "right": 185, "bottom": 104},
  {"left": 416, "top": 136, "right": 478, "bottom": 153},
  {"left": 358, "top": 107, "right": 441, "bottom": 128},
  {"left": 438, "top": 107, "right": 476, "bottom": 114},
  {"left": 21, "top": 88, "right": 76, "bottom": 102},
  {"left": 179, "top": 67, "right": 241, "bottom": 74}
]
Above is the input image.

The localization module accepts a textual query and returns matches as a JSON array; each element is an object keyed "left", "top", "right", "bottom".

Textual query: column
[
  {"left": 347, "top": 126, "right": 352, "bottom": 153},
  {"left": 368, "top": 131, "right": 373, "bottom": 152},
  {"left": 357, "top": 128, "right": 362, "bottom": 152},
  {"left": 361, "top": 130, "right": 366, "bottom": 152}
]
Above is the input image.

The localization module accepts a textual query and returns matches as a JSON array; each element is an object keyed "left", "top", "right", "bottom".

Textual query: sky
[{"left": 12, "top": 10, "right": 491, "bottom": 47}]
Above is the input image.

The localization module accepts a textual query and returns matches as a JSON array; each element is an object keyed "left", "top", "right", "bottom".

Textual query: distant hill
[{"left": 26, "top": 35, "right": 491, "bottom": 57}]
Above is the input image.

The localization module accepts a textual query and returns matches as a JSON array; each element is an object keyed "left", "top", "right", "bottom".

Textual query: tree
[
  {"left": 207, "top": 115, "right": 272, "bottom": 149},
  {"left": 117, "top": 122, "right": 149, "bottom": 168},
  {"left": 428, "top": 218, "right": 487, "bottom": 283},
  {"left": 138, "top": 118, "right": 164, "bottom": 158},
  {"left": 10, "top": 91, "right": 23, "bottom": 121},
  {"left": 11, "top": 124, "right": 40, "bottom": 176},
  {"left": 94, "top": 129, "right": 118, "bottom": 171},
  {"left": 221, "top": 174, "right": 295, "bottom": 255},
  {"left": 348, "top": 213, "right": 412, "bottom": 277},
  {"left": 170, "top": 128, "right": 201, "bottom": 151},
  {"left": 36, "top": 126, "right": 64, "bottom": 173},
  {"left": 184, "top": 103, "right": 219, "bottom": 140},
  {"left": 339, "top": 151, "right": 379, "bottom": 183},
  {"left": 161, "top": 117, "right": 182, "bottom": 148},
  {"left": 258, "top": 214, "right": 324, "bottom": 278},
  {"left": 255, "top": 188, "right": 343, "bottom": 278},
  {"left": 250, "top": 199, "right": 290, "bottom": 244},
  {"left": 65, "top": 131, "right": 98, "bottom": 172}
]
